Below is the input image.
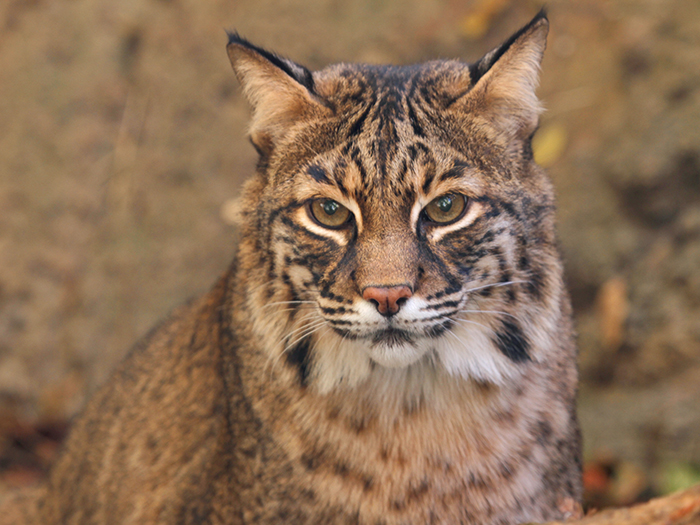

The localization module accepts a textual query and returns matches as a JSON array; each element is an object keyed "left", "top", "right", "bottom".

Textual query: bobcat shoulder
[{"left": 3, "top": 11, "right": 582, "bottom": 524}]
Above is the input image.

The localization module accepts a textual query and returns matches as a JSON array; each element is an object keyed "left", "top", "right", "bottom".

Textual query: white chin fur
[
  {"left": 366, "top": 340, "right": 430, "bottom": 369},
  {"left": 311, "top": 331, "right": 431, "bottom": 394},
  {"left": 310, "top": 323, "right": 522, "bottom": 394}
]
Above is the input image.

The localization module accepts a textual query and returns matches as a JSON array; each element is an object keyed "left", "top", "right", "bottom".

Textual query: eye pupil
[
  {"left": 322, "top": 200, "right": 339, "bottom": 215},
  {"left": 437, "top": 196, "right": 453, "bottom": 212}
]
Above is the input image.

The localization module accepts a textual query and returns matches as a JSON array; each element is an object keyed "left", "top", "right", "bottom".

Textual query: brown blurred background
[{"left": 1, "top": 0, "right": 699, "bottom": 509}]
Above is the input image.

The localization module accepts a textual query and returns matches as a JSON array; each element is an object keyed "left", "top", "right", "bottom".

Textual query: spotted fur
[{"left": 2, "top": 11, "right": 582, "bottom": 525}]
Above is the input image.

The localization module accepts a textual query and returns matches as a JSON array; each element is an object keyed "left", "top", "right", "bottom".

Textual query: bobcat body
[{"left": 3, "top": 12, "right": 582, "bottom": 524}]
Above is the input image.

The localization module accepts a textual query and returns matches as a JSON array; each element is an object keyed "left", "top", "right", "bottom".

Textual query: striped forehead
[
  {"left": 328, "top": 77, "right": 422, "bottom": 195},
  {"left": 309, "top": 139, "right": 462, "bottom": 212},
  {"left": 299, "top": 63, "right": 478, "bottom": 205}
]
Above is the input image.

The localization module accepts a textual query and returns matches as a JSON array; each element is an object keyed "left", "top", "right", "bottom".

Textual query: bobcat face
[
  {"left": 286, "top": 130, "right": 484, "bottom": 371},
  {"left": 229, "top": 17, "right": 561, "bottom": 392}
]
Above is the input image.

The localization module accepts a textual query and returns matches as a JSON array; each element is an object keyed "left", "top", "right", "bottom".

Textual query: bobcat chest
[{"left": 238, "top": 359, "right": 558, "bottom": 523}]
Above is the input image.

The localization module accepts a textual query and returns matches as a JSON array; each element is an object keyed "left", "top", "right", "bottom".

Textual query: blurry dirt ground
[{"left": 1, "top": 0, "right": 700, "bottom": 509}]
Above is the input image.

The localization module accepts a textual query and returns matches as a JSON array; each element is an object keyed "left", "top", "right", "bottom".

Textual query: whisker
[
  {"left": 261, "top": 300, "right": 317, "bottom": 310},
  {"left": 268, "top": 322, "right": 328, "bottom": 379},
  {"left": 283, "top": 321, "right": 329, "bottom": 353},
  {"left": 456, "top": 309, "right": 520, "bottom": 320},
  {"left": 263, "top": 318, "right": 326, "bottom": 379},
  {"left": 441, "top": 325, "right": 466, "bottom": 346},
  {"left": 245, "top": 278, "right": 319, "bottom": 303},
  {"left": 462, "top": 280, "right": 529, "bottom": 295},
  {"left": 266, "top": 306, "right": 319, "bottom": 315},
  {"left": 310, "top": 325, "right": 334, "bottom": 360},
  {"left": 283, "top": 317, "right": 325, "bottom": 341},
  {"left": 439, "top": 315, "right": 494, "bottom": 335},
  {"left": 245, "top": 279, "right": 280, "bottom": 296}
]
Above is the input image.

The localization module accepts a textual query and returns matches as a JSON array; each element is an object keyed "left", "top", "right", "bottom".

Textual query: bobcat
[{"left": 2, "top": 11, "right": 582, "bottom": 524}]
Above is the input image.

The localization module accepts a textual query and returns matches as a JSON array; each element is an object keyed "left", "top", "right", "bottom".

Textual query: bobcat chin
[{"left": 2, "top": 11, "right": 582, "bottom": 524}]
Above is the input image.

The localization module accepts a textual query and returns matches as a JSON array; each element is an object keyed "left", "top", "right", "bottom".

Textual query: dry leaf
[
  {"left": 459, "top": 0, "right": 511, "bottom": 40},
  {"left": 596, "top": 277, "right": 629, "bottom": 351},
  {"left": 533, "top": 122, "right": 568, "bottom": 167}
]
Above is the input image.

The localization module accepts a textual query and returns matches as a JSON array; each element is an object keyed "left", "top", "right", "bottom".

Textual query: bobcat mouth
[{"left": 371, "top": 327, "right": 414, "bottom": 347}]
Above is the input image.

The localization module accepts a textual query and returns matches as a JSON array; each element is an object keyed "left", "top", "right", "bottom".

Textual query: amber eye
[
  {"left": 423, "top": 194, "right": 468, "bottom": 225},
  {"left": 308, "top": 199, "right": 352, "bottom": 229}
]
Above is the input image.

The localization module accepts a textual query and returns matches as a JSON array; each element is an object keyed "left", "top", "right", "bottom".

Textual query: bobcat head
[{"left": 228, "top": 12, "right": 566, "bottom": 395}]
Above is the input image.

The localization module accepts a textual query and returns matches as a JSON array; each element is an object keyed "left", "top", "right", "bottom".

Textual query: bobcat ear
[
  {"left": 226, "top": 33, "right": 329, "bottom": 155},
  {"left": 457, "top": 10, "right": 549, "bottom": 140}
]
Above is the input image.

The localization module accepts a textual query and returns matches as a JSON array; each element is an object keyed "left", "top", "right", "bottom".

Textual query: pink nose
[{"left": 362, "top": 285, "right": 413, "bottom": 316}]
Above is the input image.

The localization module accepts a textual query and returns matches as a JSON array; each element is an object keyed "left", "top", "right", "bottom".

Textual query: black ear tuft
[
  {"left": 226, "top": 32, "right": 331, "bottom": 155},
  {"left": 469, "top": 9, "right": 548, "bottom": 85},
  {"left": 450, "top": 9, "right": 548, "bottom": 140},
  {"left": 226, "top": 31, "right": 315, "bottom": 92}
]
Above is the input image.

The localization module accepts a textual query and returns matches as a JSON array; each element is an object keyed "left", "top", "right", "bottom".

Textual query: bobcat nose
[{"left": 362, "top": 285, "right": 413, "bottom": 317}]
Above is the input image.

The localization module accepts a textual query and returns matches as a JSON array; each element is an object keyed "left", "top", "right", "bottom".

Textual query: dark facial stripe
[
  {"left": 328, "top": 319, "right": 352, "bottom": 326},
  {"left": 419, "top": 313, "right": 456, "bottom": 324},
  {"left": 347, "top": 102, "right": 374, "bottom": 137},
  {"left": 525, "top": 264, "right": 546, "bottom": 301},
  {"left": 492, "top": 319, "right": 531, "bottom": 362},
  {"left": 307, "top": 164, "right": 330, "bottom": 184},
  {"left": 286, "top": 337, "right": 312, "bottom": 387},
  {"left": 425, "top": 322, "right": 451, "bottom": 338},
  {"left": 438, "top": 159, "right": 470, "bottom": 183},
  {"left": 406, "top": 99, "right": 425, "bottom": 137},
  {"left": 320, "top": 306, "right": 350, "bottom": 315},
  {"left": 421, "top": 170, "right": 435, "bottom": 194},
  {"left": 408, "top": 142, "right": 431, "bottom": 163},
  {"left": 319, "top": 287, "right": 349, "bottom": 304},
  {"left": 422, "top": 300, "right": 460, "bottom": 311},
  {"left": 317, "top": 242, "right": 357, "bottom": 306}
]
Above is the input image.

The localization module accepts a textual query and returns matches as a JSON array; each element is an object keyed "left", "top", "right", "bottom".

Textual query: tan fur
[{"left": 1, "top": 12, "right": 581, "bottom": 524}]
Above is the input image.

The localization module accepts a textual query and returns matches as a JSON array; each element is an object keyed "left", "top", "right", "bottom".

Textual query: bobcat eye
[
  {"left": 423, "top": 194, "right": 468, "bottom": 225},
  {"left": 308, "top": 199, "right": 352, "bottom": 229}
]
